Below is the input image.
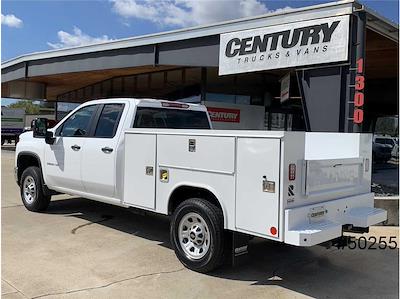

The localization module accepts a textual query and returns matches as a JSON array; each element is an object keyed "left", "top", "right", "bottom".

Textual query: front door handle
[
  {"left": 71, "top": 145, "right": 81, "bottom": 151},
  {"left": 101, "top": 147, "right": 113, "bottom": 153}
]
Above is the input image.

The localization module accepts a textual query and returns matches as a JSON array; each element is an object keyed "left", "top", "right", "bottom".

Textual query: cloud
[
  {"left": 47, "top": 26, "right": 114, "bottom": 49},
  {"left": 1, "top": 13, "right": 23, "bottom": 28},
  {"left": 110, "top": 0, "right": 292, "bottom": 28}
]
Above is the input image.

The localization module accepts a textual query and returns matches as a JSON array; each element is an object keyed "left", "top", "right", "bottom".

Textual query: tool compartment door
[
  {"left": 236, "top": 138, "right": 281, "bottom": 238},
  {"left": 123, "top": 133, "right": 156, "bottom": 210}
]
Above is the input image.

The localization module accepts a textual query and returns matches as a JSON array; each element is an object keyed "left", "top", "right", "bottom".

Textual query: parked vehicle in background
[
  {"left": 1, "top": 108, "right": 25, "bottom": 145},
  {"left": 15, "top": 98, "right": 386, "bottom": 272},
  {"left": 372, "top": 135, "right": 396, "bottom": 162},
  {"left": 391, "top": 138, "right": 399, "bottom": 159}
]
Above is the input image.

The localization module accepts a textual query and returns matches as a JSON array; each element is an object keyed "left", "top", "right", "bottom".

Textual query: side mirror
[
  {"left": 32, "top": 118, "right": 55, "bottom": 144},
  {"left": 32, "top": 118, "right": 48, "bottom": 138}
]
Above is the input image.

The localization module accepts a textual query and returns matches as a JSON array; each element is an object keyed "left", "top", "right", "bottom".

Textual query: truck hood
[{"left": 19, "top": 131, "right": 33, "bottom": 141}]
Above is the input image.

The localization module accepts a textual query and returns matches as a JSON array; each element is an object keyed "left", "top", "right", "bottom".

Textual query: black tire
[
  {"left": 20, "top": 166, "right": 51, "bottom": 212},
  {"left": 1, "top": 138, "right": 4, "bottom": 146},
  {"left": 170, "top": 198, "right": 225, "bottom": 273}
]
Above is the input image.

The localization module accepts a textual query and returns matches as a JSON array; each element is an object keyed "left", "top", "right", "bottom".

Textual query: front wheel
[
  {"left": 170, "top": 198, "right": 225, "bottom": 273},
  {"left": 20, "top": 166, "right": 51, "bottom": 212}
]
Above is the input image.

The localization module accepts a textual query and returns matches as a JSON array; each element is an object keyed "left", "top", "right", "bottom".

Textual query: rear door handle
[
  {"left": 101, "top": 147, "right": 113, "bottom": 153},
  {"left": 71, "top": 145, "right": 81, "bottom": 151}
]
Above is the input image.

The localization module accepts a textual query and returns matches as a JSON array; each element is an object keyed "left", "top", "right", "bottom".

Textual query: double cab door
[{"left": 45, "top": 101, "right": 127, "bottom": 199}]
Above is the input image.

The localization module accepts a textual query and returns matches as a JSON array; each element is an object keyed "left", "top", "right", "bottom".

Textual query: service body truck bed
[
  {"left": 16, "top": 98, "right": 386, "bottom": 273},
  {"left": 123, "top": 129, "right": 386, "bottom": 246}
]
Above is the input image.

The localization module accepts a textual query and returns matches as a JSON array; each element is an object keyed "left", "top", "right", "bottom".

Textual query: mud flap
[{"left": 224, "top": 231, "right": 250, "bottom": 266}]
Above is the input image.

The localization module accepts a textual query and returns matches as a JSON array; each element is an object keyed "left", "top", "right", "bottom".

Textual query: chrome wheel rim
[
  {"left": 178, "top": 212, "right": 210, "bottom": 260},
  {"left": 23, "top": 176, "right": 36, "bottom": 204}
]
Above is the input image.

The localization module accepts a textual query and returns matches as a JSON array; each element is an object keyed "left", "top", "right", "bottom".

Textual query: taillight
[
  {"left": 161, "top": 102, "right": 189, "bottom": 109},
  {"left": 289, "top": 163, "right": 296, "bottom": 181}
]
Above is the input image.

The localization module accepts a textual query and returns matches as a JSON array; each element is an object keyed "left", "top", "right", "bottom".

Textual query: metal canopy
[{"left": 1, "top": 0, "right": 398, "bottom": 101}]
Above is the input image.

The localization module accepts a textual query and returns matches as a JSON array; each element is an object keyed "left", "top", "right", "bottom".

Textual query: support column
[{"left": 346, "top": 12, "right": 367, "bottom": 132}]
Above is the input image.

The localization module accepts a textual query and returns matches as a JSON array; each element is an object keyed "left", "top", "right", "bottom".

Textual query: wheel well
[
  {"left": 168, "top": 186, "right": 224, "bottom": 217},
  {"left": 17, "top": 153, "right": 40, "bottom": 184}
]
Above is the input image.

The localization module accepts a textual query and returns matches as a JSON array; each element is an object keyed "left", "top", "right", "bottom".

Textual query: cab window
[
  {"left": 56, "top": 105, "right": 97, "bottom": 137},
  {"left": 133, "top": 107, "right": 210, "bottom": 129},
  {"left": 94, "top": 104, "right": 125, "bottom": 138}
]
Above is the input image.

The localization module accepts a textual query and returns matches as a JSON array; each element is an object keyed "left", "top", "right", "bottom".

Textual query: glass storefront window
[
  {"left": 112, "top": 77, "right": 123, "bottom": 96},
  {"left": 186, "top": 68, "right": 201, "bottom": 84},
  {"left": 265, "top": 110, "right": 304, "bottom": 131},
  {"left": 93, "top": 83, "right": 102, "bottom": 99},
  {"left": 102, "top": 80, "right": 112, "bottom": 97},
  {"left": 236, "top": 95, "right": 250, "bottom": 105},
  {"left": 167, "top": 70, "right": 183, "bottom": 85},
  {"left": 150, "top": 72, "right": 164, "bottom": 90},
  {"left": 137, "top": 75, "right": 148, "bottom": 92},
  {"left": 124, "top": 76, "right": 136, "bottom": 96},
  {"left": 206, "top": 93, "right": 235, "bottom": 103}
]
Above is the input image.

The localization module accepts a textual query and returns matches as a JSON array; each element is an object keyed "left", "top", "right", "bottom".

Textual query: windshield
[{"left": 133, "top": 107, "right": 211, "bottom": 129}]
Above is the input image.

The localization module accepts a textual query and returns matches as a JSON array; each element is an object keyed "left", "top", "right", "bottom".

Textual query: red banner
[{"left": 207, "top": 107, "right": 241, "bottom": 123}]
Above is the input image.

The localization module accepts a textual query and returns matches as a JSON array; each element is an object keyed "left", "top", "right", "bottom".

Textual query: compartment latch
[{"left": 262, "top": 176, "right": 275, "bottom": 193}]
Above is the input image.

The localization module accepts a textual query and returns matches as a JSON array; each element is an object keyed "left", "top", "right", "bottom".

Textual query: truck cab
[{"left": 16, "top": 98, "right": 211, "bottom": 205}]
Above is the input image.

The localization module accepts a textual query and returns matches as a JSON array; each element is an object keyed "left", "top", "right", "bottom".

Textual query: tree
[{"left": 8, "top": 100, "right": 40, "bottom": 114}]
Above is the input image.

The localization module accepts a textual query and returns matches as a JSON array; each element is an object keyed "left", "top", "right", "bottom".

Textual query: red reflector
[
  {"left": 270, "top": 227, "right": 277, "bottom": 235},
  {"left": 289, "top": 163, "right": 296, "bottom": 181},
  {"left": 161, "top": 102, "right": 189, "bottom": 109}
]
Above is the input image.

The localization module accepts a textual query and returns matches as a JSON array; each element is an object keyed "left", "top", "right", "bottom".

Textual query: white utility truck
[{"left": 15, "top": 98, "right": 386, "bottom": 272}]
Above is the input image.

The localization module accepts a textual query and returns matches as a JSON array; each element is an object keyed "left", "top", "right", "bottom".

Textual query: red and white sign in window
[{"left": 207, "top": 107, "right": 241, "bottom": 123}]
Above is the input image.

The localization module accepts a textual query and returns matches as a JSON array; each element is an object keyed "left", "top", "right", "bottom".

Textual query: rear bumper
[{"left": 284, "top": 193, "right": 387, "bottom": 247}]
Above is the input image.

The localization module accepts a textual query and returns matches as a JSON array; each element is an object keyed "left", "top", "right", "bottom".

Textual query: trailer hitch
[
  {"left": 342, "top": 224, "right": 369, "bottom": 234},
  {"left": 321, "top": 225, "right": 370, "bottom": 249},
  {"left": 320, "top": 236, "right": 352, "bottom": 249}
]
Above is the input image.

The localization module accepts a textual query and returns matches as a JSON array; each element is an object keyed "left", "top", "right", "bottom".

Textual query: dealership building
[{"left": 1, "top": 0, "right": 398, "bottom": 132}]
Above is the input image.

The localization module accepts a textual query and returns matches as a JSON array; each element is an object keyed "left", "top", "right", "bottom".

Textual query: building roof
[{"left": 2, "top": 0, "right": 398, "bottom": 70}]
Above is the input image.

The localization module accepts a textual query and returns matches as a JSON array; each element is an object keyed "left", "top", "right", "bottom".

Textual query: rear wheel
[
  {"left": 20, "top": 166, "right": 51, "bottom": 212},
  {"left": 170, "top": 198, "right": 225, "bottom": 273}
]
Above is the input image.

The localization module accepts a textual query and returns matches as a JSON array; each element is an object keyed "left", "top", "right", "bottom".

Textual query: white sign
[
  {"left": 280, "top": 73, "right": 290, "bottom": 103},
  {"left": 219, "top": 15, "right": 349, "bottom": 75}
]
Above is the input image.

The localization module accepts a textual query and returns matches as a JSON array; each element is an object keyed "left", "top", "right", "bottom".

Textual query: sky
[{"left": 1, "top": 0, "right": 399, "bottom": 106}]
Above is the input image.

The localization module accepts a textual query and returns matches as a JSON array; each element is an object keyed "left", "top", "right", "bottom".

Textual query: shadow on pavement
[
  {"left": 45, "top": 197, "right": 399, "bottom": 299},
  {"left": 46, "top": 197, "right": 171, "bottom": 248}
]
